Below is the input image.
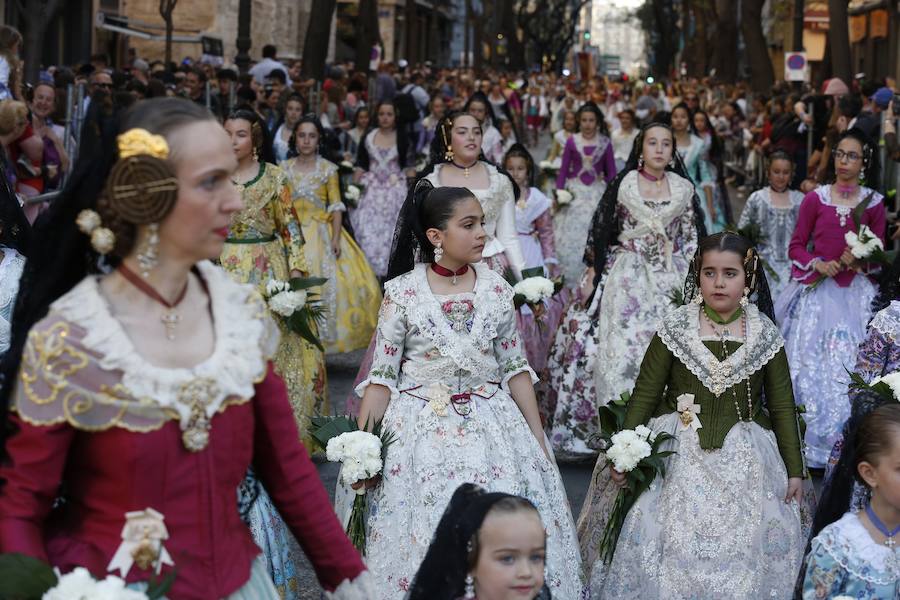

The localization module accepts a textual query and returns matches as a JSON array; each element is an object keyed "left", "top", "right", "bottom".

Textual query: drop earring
[
  {"left": 464, "top": 574, "right": 475, "bottom": 599},
  {"left": 444, "top": 147, "right": 455, "bottom": 162},
  {"left": 136, "top": 223, "right": 160, "bottom": 278},
  {"left": 637, "top": 156, "right": 644, "bottom": 169},
  {"left": 434, "top": 242, "right": 444, "bottom": 263},
  {"left": 692, "top": 291, "right": 703, "bottom": 305},
  {"left": 252, "top": 146, "right": 259, "bottom": 162},
  {"left": 740, "top": 286, "right": 750, "bottom": 308}
]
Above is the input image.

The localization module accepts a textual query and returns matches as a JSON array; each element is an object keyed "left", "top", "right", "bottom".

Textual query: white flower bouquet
[
  {"left": 844, "top": 224, "right": 886, "bottom": 260},
  {"left": 555, "top": 189, "right": 573, "bottom": 205},
  {"left": 512, "top": 267, "right": 564, "bottom": 312},
  {"left": 596, "top": 393, "right": 676, "bottom": 565},
  {"left": 0, "top": 553, "right": 174, "bottom": 599},
  {"left": 343, "top": 183, "right": 363, "bottom": 208},
  {"left": 850, "top": 369, "right": 900, "bottom": 403},
  {"left": 538, "top": 159, "right": 558, "bottom": 172},
  {"left": 263, "top": 277, "right": 327, "bottom": 351},
  {"left": 310, "top": 415, "right": 397, "bottom": 554},
  {"left": 339, "top": 160, "right": 355, "bottom": 172}
]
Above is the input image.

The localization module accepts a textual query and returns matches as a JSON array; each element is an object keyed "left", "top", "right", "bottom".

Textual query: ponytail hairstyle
[
  {"left": 385, "top": 180, "right": 477, "bottom": 280},
  {"left": 0, "top": 97, "right": 216, "bottom": 460},
  {"left": 225, "top": 108, "right": 275, "bottom": 165},
  {"left": 502, "top": 143, "right": 536, "bottom": 188},
  {"left": 576, "top": 101, "right": 609, "bottom": 137}
]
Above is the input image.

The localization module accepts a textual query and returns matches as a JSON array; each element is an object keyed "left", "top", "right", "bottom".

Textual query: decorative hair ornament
[
  {"left": 77, "top": 209, "right": 116, "bottom": 255},
  {"left": 117, "top": 128, "right": 170, "bottom": 160}
]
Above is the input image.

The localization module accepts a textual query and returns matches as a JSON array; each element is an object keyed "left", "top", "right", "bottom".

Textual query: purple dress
[
  {"left": 774, "top": 186, "right": 886, "bottom": 468},
  {"left": 350, "top": 131, "right": 408, "bottom": 278},
  {"left": 553, "top": 133, "right": 616, "bottom": 285}
]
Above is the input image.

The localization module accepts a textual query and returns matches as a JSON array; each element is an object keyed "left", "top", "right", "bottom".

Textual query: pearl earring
[
  {"left": 740, "top": 286, "right": 750, "bottom": 308},
  {"left": 434, "top": 242, "right": 443, "bottom": 262},
  {"left": 464, "top": 574, "right": 475, "bottom": 599}
]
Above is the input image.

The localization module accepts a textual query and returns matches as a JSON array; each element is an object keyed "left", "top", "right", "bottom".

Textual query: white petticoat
[{"left": 589, "top": 413, "right": 804, "bottom": 599}]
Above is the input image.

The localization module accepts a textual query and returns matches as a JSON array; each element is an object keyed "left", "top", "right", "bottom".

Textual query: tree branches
[{"left": 515, "top": 0, "right": 590, "bottom": 73}]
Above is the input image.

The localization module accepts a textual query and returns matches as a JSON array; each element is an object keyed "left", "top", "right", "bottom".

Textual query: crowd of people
[{"left": 0, "top": 22, "right": 898, "bottom": 600}]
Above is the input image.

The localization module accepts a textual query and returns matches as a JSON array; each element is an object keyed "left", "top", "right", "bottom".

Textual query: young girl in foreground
[
  {"left": 353, "top": 182, "right": 582, "bottom": 599},
  {"left": 802, "top": 404, "right": 900, "bottom": 599},
  {"left": 585, "top": 232, "right": 806, "bottom": 598},
  {"left": 408, "top": 483, "right": 551, "bottom": 600}
]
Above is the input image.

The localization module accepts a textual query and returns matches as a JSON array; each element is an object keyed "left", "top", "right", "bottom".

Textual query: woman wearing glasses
[{"left": 775, "top": 128, "right": 885, "bottom": 470}]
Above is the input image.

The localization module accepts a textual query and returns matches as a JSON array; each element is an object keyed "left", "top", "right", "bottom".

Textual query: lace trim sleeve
[{"left": 324, "top": 571, "right": 376, "bottom": 600}]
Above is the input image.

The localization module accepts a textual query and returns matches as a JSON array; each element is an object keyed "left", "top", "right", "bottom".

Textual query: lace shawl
[
  {"left": 658, "top": 303, "right": 784, "bottom": 396},
  {"left": 869, "top": 300, "right": 900, "bottom": 344},
  {"left": 812, "top": 512, "right": 899, "bottom": 586},
  {"left": 386, "top": 263, "right": 512, "bottom": 378},
  {"left": 14, "top": 261, "right": 279, "bottom": 434}
]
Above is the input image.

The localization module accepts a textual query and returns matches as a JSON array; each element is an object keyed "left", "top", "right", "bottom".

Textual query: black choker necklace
[{"left": 451, "top": 160, "right": 478, "bottom": 178}]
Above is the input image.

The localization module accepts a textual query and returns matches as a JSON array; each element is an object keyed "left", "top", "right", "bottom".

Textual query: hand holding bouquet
[
  {"left": 596, "top": 393, "right": 676, "bottom": 565},
  {"left": 263, "top": 277, "right": 327, "bottom": 351},
  {"left": 344, "top": 183, "right": 363, "bottom": 207},
  {"left": 844, "top": 223, "right": 888, "bottom": 263},
  {"left": 310, "top": 416, "right": 397, "bottom": 553},
  {"left": 555, "top": 189, "right": 573, "bottom": 206}
]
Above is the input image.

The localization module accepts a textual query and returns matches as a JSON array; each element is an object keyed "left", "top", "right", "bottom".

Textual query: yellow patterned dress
[
  {"left": 281, "top": 156, "right": 381, "bottom": 354},
  {"left": 220, "top": 161, "right": 328, "bottom": 449}
]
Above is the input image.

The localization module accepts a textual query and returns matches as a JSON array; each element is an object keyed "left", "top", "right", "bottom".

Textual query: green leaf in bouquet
[
  {"left": 146, "top": 569, "right": 178, "bottom": 600},
  {"left": 309, "top": 415, "right": 359, "bottom": 452},
  {"left": 287, "top": 308, "right": 325, "bottom": 351},
  {"left": 0, "top": 553, "right": 58, "bottom": 599},
  {"left": 851, "top": 191, "right": 877, "bottom": 230},
  {"left": 520, "top": 266, "right": 546, "bottom": 279},
  {"left": 513, "top": 293, "right": 526, "bottom": 309},
  {"left": 288, "top": 276, "right": 328, "bottom": 291},
  {"left": 667, "top": 286, "right": 686, "bottom": 307}
]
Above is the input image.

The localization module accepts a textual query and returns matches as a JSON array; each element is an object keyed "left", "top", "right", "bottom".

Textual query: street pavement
[{"left": 286, "top": 130, "right": 750, "bottom": 595}]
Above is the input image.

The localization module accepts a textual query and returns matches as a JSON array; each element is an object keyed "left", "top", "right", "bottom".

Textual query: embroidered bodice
[
  {"left": 281, "top": 157, "right": 345, "bottom": 216},
  {"left": 228, "top": 162, "right": 307, "bottom": 273},
  {"left": 803, "top": 512, "right": 899, "bottom": 599},
  {"left": 425, "top": 163, "right": 525, "bottom": 273},
  {"left": 622, "top": 303, "right": 804, "bottom": 477},
  {"left": 789, "top": 186, "right": 886, "bottom": 287},
  {"left": 611, "top": 170, "right": 698, "bottom": 269},
  {"left": 13, "top": 261, "right": 279, "bottom": 448},
  {"left": 556, "top": 132, "right": 616, "bottom": 188},
  {"left": 362, "top": 130, "right": 402, "bottom": 184},
  {"left": 737, "top": 188, "right": 803, "bottom": 265},
  {"left": 357, "top": 263, "right": 536, "bottom": 401}
]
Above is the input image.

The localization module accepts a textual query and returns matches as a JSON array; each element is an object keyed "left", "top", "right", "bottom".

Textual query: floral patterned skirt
[
  {"left": 300, "top": 215, "right": 382, "bottom": 354},
  {"left": 586, "top": 416, "right": 806, "bottom": 599},
  {"left": 545, "top": 249, "right": 688, "bottom": 461},
  {"left": 350, "top": 173, "right": 407, "bottom": 278},
  {"left": 775, "top": 276, "right": 875, "bottom": 468},
  {"left": 363, "top": 387, "right": 584, "bottom": 599},
  {"left": 553, "top": 179, "right": 605, "bottom": 287},
  {"left": 220, "top": 240, "right": 328, "bottom": 451}
]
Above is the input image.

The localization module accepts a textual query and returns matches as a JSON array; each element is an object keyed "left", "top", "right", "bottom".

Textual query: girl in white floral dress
[
  {"left": 353, "top": 182, "right": 583, "bottom": 600},
  {"left": 544, "top": 123, "right": 707, "bottom": 461}
]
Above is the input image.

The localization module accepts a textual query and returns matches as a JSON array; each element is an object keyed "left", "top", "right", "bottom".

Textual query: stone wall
[{"left": 122, "top": 0, "right": 311, "bottom": 65}]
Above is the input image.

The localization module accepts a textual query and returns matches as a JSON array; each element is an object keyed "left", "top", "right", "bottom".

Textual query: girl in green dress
[{"left": 582, "top": 231, "right": 809, "bottom": 599}]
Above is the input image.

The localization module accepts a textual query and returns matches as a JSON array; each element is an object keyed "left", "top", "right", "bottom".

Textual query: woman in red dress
[{"left": 0, "top": 97, "right": 372, "bottom": 599}]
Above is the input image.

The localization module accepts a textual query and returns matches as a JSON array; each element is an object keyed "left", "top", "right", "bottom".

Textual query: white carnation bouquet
[
  {"left": 263, "top": 277, "right": 327, "bottom": 350},
  {"left": 538, "top": 159, "right": 557, "bottom": 171},
  {"left": 596, "top": 393, "right": 676, "bottom": 565},
  {"left": 511, "top": 267, "right": 564, "bottom": 314},
  {"left": 844, "top": 224, "right": 885, "bottom": 260},
  {"left": 311, "top": 415, "right": 397, "bottom": 553},
  {"left": 0, "top": 553, "right": 174, "bottom": 599},
  {"left": 849, "top": 369, "right": 900, "bottom": 403},
  {"left": 343, "top": 182, "right": 364, "bottom": 208},
  {"left": 555, "top": 189, "right": 573, "bottom": 205}
]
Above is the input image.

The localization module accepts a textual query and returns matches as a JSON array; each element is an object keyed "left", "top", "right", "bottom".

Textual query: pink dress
[{"left": 774, "top": 185, "right": 886, "bottom": 468}]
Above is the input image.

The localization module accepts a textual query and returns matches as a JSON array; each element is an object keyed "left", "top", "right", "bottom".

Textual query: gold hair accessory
[
  {"left": 117, "top": 128, "right": 170, "bottom": 160},
  {"left": 76, "top": 209, "right": 116, "bottom": 255}
]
